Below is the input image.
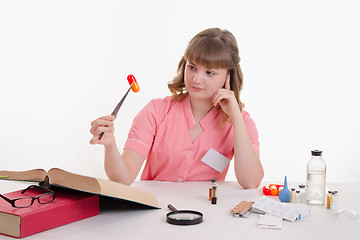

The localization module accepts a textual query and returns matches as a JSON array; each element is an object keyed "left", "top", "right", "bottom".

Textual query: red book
[{"left": 0, "top": 187, "right": 99, "bottom": 238}]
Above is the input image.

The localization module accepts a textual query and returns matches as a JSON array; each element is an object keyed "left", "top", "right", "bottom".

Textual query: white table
[{"left": 1, "top": 180, "right": 359, "bottom": 240}]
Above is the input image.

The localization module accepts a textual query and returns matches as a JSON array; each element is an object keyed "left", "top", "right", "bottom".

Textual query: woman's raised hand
[
  {"left": 90, "top": 115, "right": 116, "bottom": 146},
  {"left": 212, "top": 74, "right": 241, "bottom": 120}
]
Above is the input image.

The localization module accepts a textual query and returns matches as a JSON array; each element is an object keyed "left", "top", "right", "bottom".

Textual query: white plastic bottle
[{"left": 306, "top": 150, "right": 326, "bottom": 205}]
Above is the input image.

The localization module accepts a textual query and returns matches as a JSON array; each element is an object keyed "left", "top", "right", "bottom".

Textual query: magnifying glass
[{"left": 166, "top": 204, "right": 203, "bottom": 225}]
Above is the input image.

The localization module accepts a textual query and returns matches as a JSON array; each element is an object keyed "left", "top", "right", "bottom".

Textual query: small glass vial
[
  {"left": 330, "top": 191, "right": 338, "bottom": 211},
  {"left": 298, "top": 184, "right": 306, "bottom": 204},
  {"left": 290, "top": 188, "right": 296, "bottom": 203},
  {"left": 295, "top": 190, "right": 301, "bottom": 204},
  {"left": 306, "top": 150, "right": 326, "bottom": 205},
  {"left": 327, "top": 191, "right": 332, "bottom": 209},
  {"left": 209, "top": 179, "right": 217, "bottom": 201},
  {"left": 211, "top": 186, "right": 218, "bottom": 204}
]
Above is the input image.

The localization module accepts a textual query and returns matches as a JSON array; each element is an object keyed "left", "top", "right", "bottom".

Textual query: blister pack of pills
[{"left": 230, "top": 201, "right": 255, "bottom": 218}]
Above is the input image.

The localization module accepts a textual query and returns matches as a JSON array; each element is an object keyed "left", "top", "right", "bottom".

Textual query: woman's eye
[
  {"left": 206, "top": 71, "right": 215, "bottom": 76},
  {"left": 189, "top": 66, "right": 196, "bottom": 71}
]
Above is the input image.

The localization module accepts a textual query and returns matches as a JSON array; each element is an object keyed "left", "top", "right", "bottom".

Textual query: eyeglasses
[{"left": 0, "top": 185, "right": 55, "bottom": 208}]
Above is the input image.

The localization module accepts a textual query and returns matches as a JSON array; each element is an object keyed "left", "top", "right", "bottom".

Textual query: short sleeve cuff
[{"left": 124, "top": 138, "right": 151, "bottom": 159}]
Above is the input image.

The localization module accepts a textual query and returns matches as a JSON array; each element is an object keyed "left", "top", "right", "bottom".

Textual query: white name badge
[{"left": 201, "top": 148, "right": 231, "bottom": 173}]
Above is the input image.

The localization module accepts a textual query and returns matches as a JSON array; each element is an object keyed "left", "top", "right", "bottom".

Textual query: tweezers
[{"left": 99, "top": 83, "right": 133, "bottom": 139}]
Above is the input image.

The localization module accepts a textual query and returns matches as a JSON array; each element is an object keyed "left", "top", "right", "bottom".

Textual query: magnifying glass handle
[{"left": 167, "top": 204, "right": 178, "bottom": 212}]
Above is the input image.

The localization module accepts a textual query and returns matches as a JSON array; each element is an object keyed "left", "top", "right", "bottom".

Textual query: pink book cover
[{"left": 0, "top": 187, "right": 99, "bottom": 238}]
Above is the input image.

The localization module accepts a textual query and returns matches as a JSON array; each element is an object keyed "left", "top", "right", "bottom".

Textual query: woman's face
[{"left": 184, "top": 61, "right": 229, "bottom": 102}]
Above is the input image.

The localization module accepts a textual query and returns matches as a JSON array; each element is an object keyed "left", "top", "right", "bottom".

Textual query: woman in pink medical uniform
[{"left": 90, "top": 28, "right": 264, "bottom": 188}]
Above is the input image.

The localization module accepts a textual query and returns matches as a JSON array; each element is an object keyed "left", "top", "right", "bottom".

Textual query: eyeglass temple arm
[
  {"left": 21, "top": 185, "right": 36, "bottom": 194},
  {"left": 0, "top": 194, "right": 13, "bottom": 204},
  {"left": 21, "top": 185, "right": 54, "bottom": 194}
]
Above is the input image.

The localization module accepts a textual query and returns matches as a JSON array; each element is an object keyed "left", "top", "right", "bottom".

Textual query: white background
[{"left": 0, "top": 0, "right": 359, "bottom": 184}]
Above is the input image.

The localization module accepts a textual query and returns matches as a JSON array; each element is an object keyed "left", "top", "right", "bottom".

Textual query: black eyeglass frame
[{"left": 0, "top": 185, "right": 55, "bottom": 208}]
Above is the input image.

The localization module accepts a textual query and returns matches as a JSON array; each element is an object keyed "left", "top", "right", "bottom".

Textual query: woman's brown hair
[{"left": 168, "top": 28, "right": 245, "bottom": 113}]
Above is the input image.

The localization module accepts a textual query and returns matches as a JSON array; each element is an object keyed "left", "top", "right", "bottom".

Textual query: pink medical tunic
[{"left": 124, "top": 95, "right": 259, "bottom": 182}]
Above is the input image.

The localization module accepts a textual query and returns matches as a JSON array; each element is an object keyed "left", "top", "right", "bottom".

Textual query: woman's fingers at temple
[
  {"left": 212, "top": 89, "right": 241, "bottom": 118},
  {"left": 212, "top": 89, "right": 232, "bottom": 106}
]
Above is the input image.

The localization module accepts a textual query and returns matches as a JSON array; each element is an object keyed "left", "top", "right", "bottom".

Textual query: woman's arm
[
  {"left": 104, "top": 146, "right": 144, "bottom": 185},
  {"left": 90, "top": 115, "right": 144, "bottom": 185},
  {"left": 231, "top": 114, "right": 264, "bottom": 188},
  {"left": 212, "top": 76, "right": 264, "bottom": 188}
]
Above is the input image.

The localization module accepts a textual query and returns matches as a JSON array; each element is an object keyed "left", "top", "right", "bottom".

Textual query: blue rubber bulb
[{"left": 278, "top": 176, "right": 291, "bottom": 203}]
